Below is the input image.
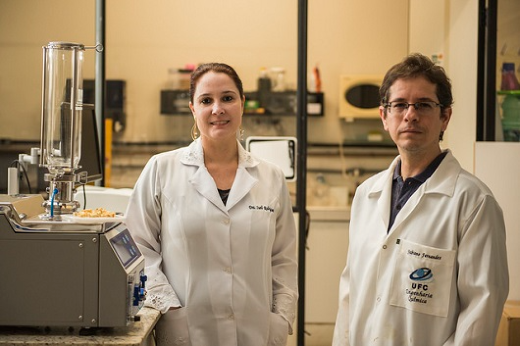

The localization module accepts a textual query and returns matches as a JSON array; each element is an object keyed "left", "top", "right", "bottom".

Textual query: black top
[
  {"left": 388, "top": 151, "right": 448, "bottom": 231},
  {"left": 218, "top": 188, "right": 231, "bottom": 206}
]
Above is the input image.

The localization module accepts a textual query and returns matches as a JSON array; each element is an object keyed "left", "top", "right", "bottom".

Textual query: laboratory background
[{"left": 0, "top": 0, "right": 519, "bottom": 345}]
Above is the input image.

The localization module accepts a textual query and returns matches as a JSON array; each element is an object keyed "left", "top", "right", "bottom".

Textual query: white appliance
[{"left": 339, "top": 75, "right": 383, "bottom": 120}]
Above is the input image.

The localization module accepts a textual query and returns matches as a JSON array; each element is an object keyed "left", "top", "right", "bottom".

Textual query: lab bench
[{"left": 0, "top": 307, "right": 160, "bottom": 346}]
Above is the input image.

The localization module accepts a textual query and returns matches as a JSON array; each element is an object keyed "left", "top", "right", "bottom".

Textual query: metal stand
[{"left": 296, "top": 0, "right": 308, "bottom": 345}]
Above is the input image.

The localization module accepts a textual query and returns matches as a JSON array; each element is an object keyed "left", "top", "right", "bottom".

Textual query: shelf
[
  {"left": 307, "top": 141, "right": 398, "bottom": 157},
  {"left": 497, "top": 90, "right": 520, "bottom": 95},
  {"left": 160, "top": 89, "right": 324, "bottom": 116},
  {"left": 244, "top": 91, "right": 324, "bottom": 116}
]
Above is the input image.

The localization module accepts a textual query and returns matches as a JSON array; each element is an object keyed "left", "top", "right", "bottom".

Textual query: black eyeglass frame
[{"left": 383, "top": 101, "right": 444, "bottom": 113}]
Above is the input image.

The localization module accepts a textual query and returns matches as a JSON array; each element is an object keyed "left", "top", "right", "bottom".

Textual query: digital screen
[
  {"left": 109, "top": 228, "right": 140, "bottom": 267},
  {"left": 246, "top": 136, "right": 297, "bottom": 181}
]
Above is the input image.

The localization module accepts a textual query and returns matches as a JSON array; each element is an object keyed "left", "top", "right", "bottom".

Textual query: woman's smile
[{"left": 210, "top": 120, "right": 230, "bottom": 126}]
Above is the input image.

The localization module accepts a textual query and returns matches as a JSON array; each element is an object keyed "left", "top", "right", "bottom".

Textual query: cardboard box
[{"left": 496, "top": 301, "right": 520, "bottom": 346}]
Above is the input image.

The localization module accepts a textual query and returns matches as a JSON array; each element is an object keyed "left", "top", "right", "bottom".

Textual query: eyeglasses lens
[{"left": 387, "top": 102, "right": 440, "bottom": 115}]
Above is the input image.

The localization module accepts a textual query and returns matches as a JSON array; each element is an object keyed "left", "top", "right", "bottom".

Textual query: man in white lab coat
[{"left": 333, "top": 53, "right": 509, "bottom": 345}]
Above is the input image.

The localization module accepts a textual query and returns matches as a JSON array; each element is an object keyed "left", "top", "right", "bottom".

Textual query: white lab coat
[
  {"left": 333, "top": 150, "right": 509, "bottom": 346},
  {"left": 125, "top": 139, "right": 298, "bottom": 346}
]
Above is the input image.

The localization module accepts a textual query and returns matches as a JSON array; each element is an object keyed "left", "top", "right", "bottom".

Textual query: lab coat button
[
  {"left": 224, "top": 267, "right": 232, "bottom": 273},
  {"left": 382, "top": 245, "right": 387, "bottom": 249},
  {"left": 377, "top": 297, "right": 381, "bottom": 302},
  {"left": 223, "top": 218, "right": 230, "bottom": 225}
]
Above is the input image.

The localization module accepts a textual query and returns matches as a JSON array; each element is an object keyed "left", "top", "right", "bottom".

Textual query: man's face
[{"left": 379, "top": 76, "right": 451, "bottom": 157}]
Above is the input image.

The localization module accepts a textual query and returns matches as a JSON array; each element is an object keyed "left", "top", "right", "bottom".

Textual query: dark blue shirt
[{"left": 388, "top": 151, "right": 448, "bottom": 231}]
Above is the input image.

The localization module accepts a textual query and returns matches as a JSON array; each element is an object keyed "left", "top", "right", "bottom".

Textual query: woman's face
[{"left": 189, "top": 71, "right": 244, "bottom": 143}]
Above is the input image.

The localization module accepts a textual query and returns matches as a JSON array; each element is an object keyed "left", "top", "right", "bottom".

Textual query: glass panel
[{"left": 496, "top": 0, "right": 520, "bottom": 142}]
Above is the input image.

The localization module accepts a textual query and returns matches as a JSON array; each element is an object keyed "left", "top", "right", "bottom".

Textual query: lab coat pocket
[
  {"left": 268, "top": 312, "right": 289, "bottom": 346},
  {"left": 388, "top": 239, "right": 455, "bottom": 318},
  {"left": 155, "top": 307, "right": 191, "bottom": 346}
]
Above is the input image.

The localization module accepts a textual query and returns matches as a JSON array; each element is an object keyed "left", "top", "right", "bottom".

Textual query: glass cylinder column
[{"left": 40, "top": 42, "right": 85, "bottom": 216}]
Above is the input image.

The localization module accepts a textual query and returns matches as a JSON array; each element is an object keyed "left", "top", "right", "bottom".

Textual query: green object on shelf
[
  {"left": 501, "top": 93, "right": 520, "bottom": 141},
  {"left": 497, "top": 90, "right": 520, "bottom": 95}
]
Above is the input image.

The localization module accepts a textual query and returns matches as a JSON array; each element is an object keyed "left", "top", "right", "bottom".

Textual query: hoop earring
[{"left": 191, "top": 122, "right": 199, "bottom": 140}]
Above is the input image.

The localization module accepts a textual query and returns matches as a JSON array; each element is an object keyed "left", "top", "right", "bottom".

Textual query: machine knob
[{"left": 132, "top": 274, "right": 148, "bottom": 306}]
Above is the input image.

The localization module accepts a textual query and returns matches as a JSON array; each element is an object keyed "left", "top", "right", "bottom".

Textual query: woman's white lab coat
[
  {"left": 333, "top": 150, "right": 509, "bottom": 346},
  {"left": 125, "top": 139, "right": 298, "bottom": 346}
]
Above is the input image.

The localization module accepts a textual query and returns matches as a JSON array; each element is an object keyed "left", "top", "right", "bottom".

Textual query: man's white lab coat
[
  {"left": 125, "top": 139, "right": 298, "bottom": 346},
  {"left": 333, "top": 150, "right": 508, "bottom": 346}
]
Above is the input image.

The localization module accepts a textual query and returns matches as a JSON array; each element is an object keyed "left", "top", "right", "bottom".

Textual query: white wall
[
  {"left": 475, "top": 142, "right": 520, "bottom": 301},
  {"left": 409, "top": 0, "right": 479, "bottom": 172},
  {"left": 0, "top": 0, "right": 408, "bottom": 145},
  {"left": 0, "top": 0, "right": 96, "bottom": 140},
  {"left": 443, "top": 0, "right": 480, "bottom": 172}
]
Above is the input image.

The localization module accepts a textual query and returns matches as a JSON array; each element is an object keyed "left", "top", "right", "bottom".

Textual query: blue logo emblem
[{"left": 409, "top": 267, "right": 433, "bottom": 281}]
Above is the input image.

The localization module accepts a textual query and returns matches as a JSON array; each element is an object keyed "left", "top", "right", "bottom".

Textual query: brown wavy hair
[{"left": 189, "top": 63, "right": 244, "bottom": 103}]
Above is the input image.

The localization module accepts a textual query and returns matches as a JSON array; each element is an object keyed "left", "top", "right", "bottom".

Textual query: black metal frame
[
  {"left": 296, "top": 1, "right": 308, "bottom": 345},
  {"left": 95, "top": 1, "right": 310, "bottom": 344},
  {"left": 477, "top": 0, "right": 498, "bottom": 141},
  {"left": 95, "top": 0, "right": 106, "bottom": 185}
]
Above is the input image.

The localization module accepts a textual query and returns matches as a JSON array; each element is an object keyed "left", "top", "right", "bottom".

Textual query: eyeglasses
[{"left": 384, "top": 101, "right": 443, "bottom": 115}]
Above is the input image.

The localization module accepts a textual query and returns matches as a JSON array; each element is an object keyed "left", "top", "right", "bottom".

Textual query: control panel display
[{"left": 109, "top": 227, "right": 141, "bottom": 267}]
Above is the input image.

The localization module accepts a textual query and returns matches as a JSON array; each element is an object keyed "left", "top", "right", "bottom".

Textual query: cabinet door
[
  {"left": 475, "top": 142, "right": 520, "bottom": 301},
  {"left": 305, "top": 220, "right": 349, "bottom": 323}
]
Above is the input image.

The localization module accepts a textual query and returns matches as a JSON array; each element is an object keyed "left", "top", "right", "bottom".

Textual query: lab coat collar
[
  {"left": 422, "top": 150, "right": 459, "bottom": 197},
  {"left": 368, "top": 149, "right": 459, "bottom": 198},
  {"left": 183, "top": 138, "right": 260, "bottom": 213},
  {"left": 367, "top": 149, "right": 461, "bottom": 232},
  {"left": 180, "top": 138, "right": 261, "bottom": 169}
]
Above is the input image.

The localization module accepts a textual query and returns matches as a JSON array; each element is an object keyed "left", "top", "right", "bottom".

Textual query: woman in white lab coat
[
  {"left": 333, "top": 54, "right": 509, "bottom": 345},
  {"left": 125, "top": 63, "right": 298, "bottom": 346}
]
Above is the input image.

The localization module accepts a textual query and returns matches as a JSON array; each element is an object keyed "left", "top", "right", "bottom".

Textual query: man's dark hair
[{"left": 380, "top": 53, "right": 453, "bottom": 113}]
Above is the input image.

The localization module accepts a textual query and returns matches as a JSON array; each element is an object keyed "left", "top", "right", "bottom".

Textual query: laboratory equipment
[
  {"left": 339, "top": 75, "right": 383, "bottom": 119},
  {"left": 0, "top": 42, "right": 146, "bottom": 328},
  {"left": 40, "top": 42, "right": 88, "bottom": 216},
  {"left": 0, "top": 194, "right": 146, "bottom": 328},
  {"left": 246, "top": 136, "right": 297, "bottom": 181}
]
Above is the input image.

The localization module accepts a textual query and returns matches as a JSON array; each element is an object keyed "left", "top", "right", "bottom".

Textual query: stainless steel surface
[{"left": 0, "top": 194, "right": 146, "bottom": 328}]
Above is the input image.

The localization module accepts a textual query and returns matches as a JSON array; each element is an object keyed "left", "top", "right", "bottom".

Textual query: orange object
[
  {"left": 313, "top": 64, "right": 321, "bottom": 93},
  {"left": 104, "top": 118, "right": 112, "bottom": 187}
]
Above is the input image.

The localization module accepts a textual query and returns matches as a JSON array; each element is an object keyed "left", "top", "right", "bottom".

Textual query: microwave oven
[{"left": 339, "top": 75, "right": 383, "bottom": 119}]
